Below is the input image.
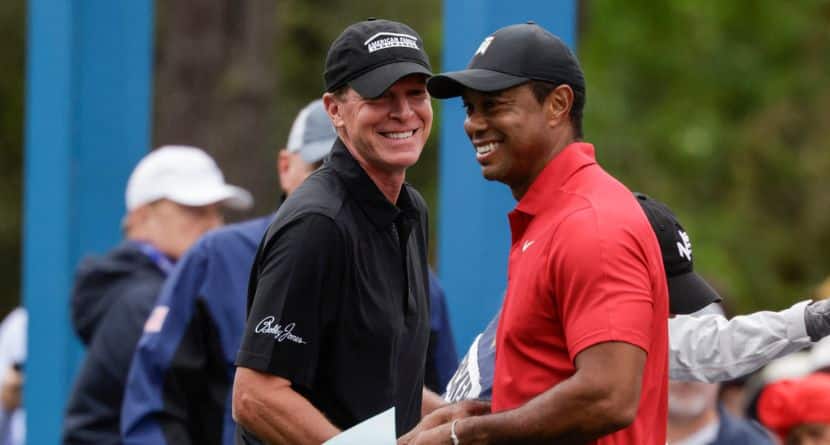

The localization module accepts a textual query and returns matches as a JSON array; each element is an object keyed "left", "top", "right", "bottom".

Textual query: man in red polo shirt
[{"left": 404, "top": 22, "right": 669, "bottom": 444}]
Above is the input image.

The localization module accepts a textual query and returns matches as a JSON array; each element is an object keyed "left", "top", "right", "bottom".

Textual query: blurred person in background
[
  {"left": 758, "top": 373, "right": 830, "bottom": 445},
  {"left": 62, "top": 146, "right": 252, "bottom": 445},
  {"left": 424, "top": 273, "right": 458, "bottom": 395},
  {"left": 0, "top": 308, "right": 25, "bottom": 445},
  {"left": 121, "top": 99, "right": 335, "bottom": 445},
  {"left": 667, "top": 305, "right": 774, "bottom": 445}
]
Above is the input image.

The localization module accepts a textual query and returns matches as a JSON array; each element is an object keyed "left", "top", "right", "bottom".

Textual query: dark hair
[
  {"left": 330, "top": 85, "right": 351, "bottom": 101},
  {"left": 529, "top": 80, "right": 585, "bottom": 139}
]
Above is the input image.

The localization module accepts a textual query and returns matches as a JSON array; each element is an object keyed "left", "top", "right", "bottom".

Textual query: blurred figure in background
[
  {"left": 758, "top": 373, "right": 830, "bottom": 445},
  {"left": 0, "top": 308, "right": 25, "bottom": 445},
  {"left": 667, "top": 305, "right": 774, "bottom": 445},
  {"left": 121, "top": 100, "right": 334, "bottom": 445},
  {"left": 424, "top": 272, "right": 458, "bottom": 395},
  {"left": 62, "top": 146, "right": 252, "bottom": 445}
]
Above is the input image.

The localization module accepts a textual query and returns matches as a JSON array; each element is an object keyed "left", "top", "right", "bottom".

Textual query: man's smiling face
[
  {"left": 462, "top": 83, "right": 552, "bottom": 191},
  {"left": 333, "top": 74, "right": 432, "bottom": 175}
]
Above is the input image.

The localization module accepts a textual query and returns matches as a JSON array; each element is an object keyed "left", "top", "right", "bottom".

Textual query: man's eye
[{"left": 462, "top": 103, "right": 473, "bottom": 115}]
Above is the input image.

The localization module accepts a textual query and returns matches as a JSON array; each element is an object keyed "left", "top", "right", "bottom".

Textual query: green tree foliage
[{"left": 580, "top": 0, "right": 830, "bottom": 310}]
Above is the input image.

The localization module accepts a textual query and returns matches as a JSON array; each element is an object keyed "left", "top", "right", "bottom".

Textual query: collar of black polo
[{"left": 328, "top": 139, "right": 420, "bottom": 229}]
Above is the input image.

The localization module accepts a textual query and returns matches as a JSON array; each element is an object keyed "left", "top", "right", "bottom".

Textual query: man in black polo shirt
[{"left": 232, "top": 19, "right": 434, "bottom": 444}]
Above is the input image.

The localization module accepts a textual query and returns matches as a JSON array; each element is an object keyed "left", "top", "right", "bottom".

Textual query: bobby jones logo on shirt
[{"left": 255, "top": 316, "right": 307, "bottom": 344}]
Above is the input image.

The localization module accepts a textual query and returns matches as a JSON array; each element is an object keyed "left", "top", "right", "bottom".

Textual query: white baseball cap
[{"left": 125, "top": 145, "right": 253, "bottom": 211}]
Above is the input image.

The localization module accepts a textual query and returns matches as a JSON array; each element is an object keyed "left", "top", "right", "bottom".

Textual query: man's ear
[
  {"left": 277, "top": 149, "right": 290, "bottom": 178},
  {"left": 123, "top": 204, "right": 150, "bottom": 236},
  {"left": 546, "top": 84, "right": 574, "bottom": 128},
  {"left": 323, "top": 92, "right": 345, "bottom": 128}
]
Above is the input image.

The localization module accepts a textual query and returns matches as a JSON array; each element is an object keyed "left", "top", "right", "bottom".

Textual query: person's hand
[
  {"left": 0, "top": 365, "right": 23, "bottom": 412},
  {"left": 805, "top": 298, "right": 830, "bottom": 341},
  {"left": 398, "top": 400, "right": 490, "bottom": 445},
  {"left": 407, "top": 422, "right": 454, "bottom": 445}
]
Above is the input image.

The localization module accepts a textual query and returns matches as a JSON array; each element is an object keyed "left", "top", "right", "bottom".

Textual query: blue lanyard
[{"left": 132, "top": 241, "right": 176, "bottom": 276}]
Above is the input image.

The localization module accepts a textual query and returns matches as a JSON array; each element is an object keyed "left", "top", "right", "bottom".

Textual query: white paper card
[{"left": 323, "top": 407, "right": 396, "bottom": 445}]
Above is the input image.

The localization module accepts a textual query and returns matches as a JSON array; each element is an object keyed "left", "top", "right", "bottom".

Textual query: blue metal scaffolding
[
  {"left": 22, "top": 1, "right": 153, "bottom": 443},
  {"left": 437, "top": 0, "right": 578, "bottom": 352}
]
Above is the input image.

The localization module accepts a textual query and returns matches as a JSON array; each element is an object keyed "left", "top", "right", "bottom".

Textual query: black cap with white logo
[
  {"left": 324, "top": 18, "right": 433, "bottom": 99},
  {"left": 635, "top": 193, "right": 723, "bottom": 315},
  {"left": 427, "top": 22, "right": 585, "bottom": 99}
]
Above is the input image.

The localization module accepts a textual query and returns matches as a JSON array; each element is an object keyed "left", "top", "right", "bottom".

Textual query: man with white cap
[
  {"left": 121, "top": 100, "right": 337, "bottom": 445},
  {"left": 62, "top": 146, "right": 251, "bottom": 445}
]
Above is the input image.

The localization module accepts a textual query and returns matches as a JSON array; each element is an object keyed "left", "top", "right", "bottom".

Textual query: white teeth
[
  {"left": 476, "top": 142, "right": 498, "bottom": 155},
  {"left": 385, "top": 130, "right": 415, "bottom": 139}
]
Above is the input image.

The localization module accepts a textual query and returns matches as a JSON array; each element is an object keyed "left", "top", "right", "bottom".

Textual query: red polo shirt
[{"left": 492, "top": 142, "right": 668, "bottom": 444}]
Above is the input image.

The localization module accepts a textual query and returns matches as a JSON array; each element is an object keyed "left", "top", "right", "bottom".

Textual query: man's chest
[{"left": 502, "top": 218, "right": 567, "bottom": 349}]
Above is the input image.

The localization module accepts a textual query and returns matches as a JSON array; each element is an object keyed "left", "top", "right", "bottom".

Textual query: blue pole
[
  {"left": 22, "top": 1, "right": 153, "bottom": 442},
  {"left": 438, "top": 0, "right": 578, "bottom": 353}
]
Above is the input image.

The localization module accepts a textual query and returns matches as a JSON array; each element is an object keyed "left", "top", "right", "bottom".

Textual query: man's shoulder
[
  {"left": 276, "top": 168, "right": 346, "bottom": 223},
  {"left": 557, "top": 169, "right": 647, "bottom": 234},
  {"left": 260, "top": 171, "right": 347, "bottom": 252}
]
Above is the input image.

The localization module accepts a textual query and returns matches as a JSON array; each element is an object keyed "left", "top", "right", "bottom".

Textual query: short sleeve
[
  {"left": 235, "top": 214, "right": 344, "bottom": 388},
  {"left": 550, "top": 208, "right": 656, "bottom": 362}
]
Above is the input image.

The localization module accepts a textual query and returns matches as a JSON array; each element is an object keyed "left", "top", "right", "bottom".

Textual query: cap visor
[
  {"left": 349, "top": 61, "right": 432, "bottom": 99},
  {"left": 427, "top": 69, "right": 530, "bottom": 99},
  {"left": 667, "top": 272, "right": 723, "bottom": 315},
  {"left": 168, "top": 185, "right": 253, "bottom": 211}
]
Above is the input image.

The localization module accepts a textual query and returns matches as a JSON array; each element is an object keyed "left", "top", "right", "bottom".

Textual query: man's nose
[
  {"left": 389, "top": 95, "right": 414, "bottom": 120},
  {"left": 464, "top": 111, "right": 486, "bottom": 137}
]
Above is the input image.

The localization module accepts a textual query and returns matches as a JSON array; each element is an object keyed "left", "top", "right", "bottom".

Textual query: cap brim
[
  {"left": 427, "top": 69, "right": 530, "bottom": 99},
  {"left": 167, "top": 185, "right": 254, "bottom": 211},
  {"left": 349, "top": 61, "right": 432, "bottom": 99},
  {"left": 668, "top": 272, "right": 723, "bottom": 315}
]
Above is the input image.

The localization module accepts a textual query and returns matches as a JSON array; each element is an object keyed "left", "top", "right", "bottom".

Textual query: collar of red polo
[{"left": 514, "top": 142, "right": 597, "bottom": 216}]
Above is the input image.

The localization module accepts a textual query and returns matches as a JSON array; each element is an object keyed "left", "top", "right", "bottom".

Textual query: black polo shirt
[{"left": 235, "top": 139, "right": 431, "bottom": 441}]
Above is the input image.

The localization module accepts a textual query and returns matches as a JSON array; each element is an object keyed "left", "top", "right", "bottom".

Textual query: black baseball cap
[
  {"left": 324, "top": 18, "right": 433, "bottom": 99},
  {"left": 635, "top": 193, "right": 723, "bottom": 315},
  {"left": 427, "top": 22, "right": 585, "bottom": 99}
]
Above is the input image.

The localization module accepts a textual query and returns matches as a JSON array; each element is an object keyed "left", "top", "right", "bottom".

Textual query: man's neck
[
  {"left": 510, "top": 135, "right": 576, "bottom": 201},
  {"left": 345, "top": 146, "right": 406, "bottom": 204},
  {"left": 364, "top": 165, "right": 405, "bottom": 204},
  {"left": 667, "top": 409, "right": 719, "bottom": 444}
]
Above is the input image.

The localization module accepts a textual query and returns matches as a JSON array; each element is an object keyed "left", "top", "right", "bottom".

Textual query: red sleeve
[{"left": 549, "top": 208, "right": 656, "bottom": 363}]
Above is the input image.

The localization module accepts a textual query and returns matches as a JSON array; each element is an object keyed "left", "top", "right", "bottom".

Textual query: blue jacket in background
[
  {"left": 425, "top": 272, "right": 458, "bottom": 393},
  {"left": 122, "top": 216, "right": 271, "bottom": 445},
  {"left": 64, "top": 241, "right": 170, "bottom": 445},
  {"left": 710, "top": 404, "right": 774, "bottom": 445}
]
